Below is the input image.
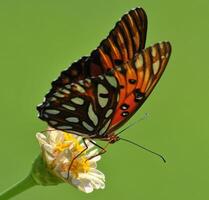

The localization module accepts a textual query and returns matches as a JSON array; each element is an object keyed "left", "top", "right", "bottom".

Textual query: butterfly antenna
[
  {"left": 119, "top": 137, "right": 166, "bottom": 163},
  {"left": 116, "top": 113, "right": 149, "bottom": 136}
]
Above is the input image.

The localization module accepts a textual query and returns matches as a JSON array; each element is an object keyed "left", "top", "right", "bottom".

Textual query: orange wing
[
  {"left": 38, "top": 7, "right": 171, "bottom": 139},
  {"left": 47, "top": 8, "right": 147, "bottom": 95},
  {"left": 88, "top": 7, "right": 147, "bottom": 75},
  {"left": 108, "top": 41, "right": 172, "bottom": 132}
]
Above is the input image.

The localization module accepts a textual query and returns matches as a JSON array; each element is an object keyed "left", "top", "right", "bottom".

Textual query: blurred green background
[{"left": 0, "top": 0, "right": 209, "bottom": 199}]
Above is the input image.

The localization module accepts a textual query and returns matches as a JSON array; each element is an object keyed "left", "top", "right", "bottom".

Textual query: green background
[{"left": 0, "top": 0, "right": 209, "bottom": 199}]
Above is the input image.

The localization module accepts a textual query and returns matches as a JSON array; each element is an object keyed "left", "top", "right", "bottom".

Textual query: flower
[{"left": 36, "top": 128, "right": 105, "bottom": 193}]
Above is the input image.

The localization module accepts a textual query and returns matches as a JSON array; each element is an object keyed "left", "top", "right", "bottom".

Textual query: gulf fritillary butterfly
[{"left": 37, "top": 7, "right": 171, "bottom": 145}]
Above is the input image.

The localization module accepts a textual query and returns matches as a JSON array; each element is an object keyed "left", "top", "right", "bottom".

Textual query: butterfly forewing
[{"left": 89, "top": 7, "right": 147, "bottom": 73}]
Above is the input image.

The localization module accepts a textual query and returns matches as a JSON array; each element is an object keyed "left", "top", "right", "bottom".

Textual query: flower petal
[
  {"left": 72, "top": 178, "right": 94, "bottom": 193},
  {"left": 36, "top": 128, "right": 105, "bottom": 193},
  {"left": 36, "top": 133, "right": 47, "bottom": 145},
  {"left": 86, "top": 149, "right": 99, "bottom": 159},
  {"left": 89, "top": 168, "right": 105, "bottom": 181},
  {"left": 78, "top": 173, "right": 105, "bottom": 190}
]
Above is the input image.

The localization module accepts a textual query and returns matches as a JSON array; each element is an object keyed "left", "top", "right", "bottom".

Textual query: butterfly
[{"left": 37, "top": 7, "right": 171, "bottom": 145}]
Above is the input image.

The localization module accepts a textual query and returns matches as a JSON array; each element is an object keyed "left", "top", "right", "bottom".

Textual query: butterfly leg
[
  {"left": 40, "top": 128, "right": 55, "bottom": 134},
  {"left": 67, "top": 137, "right": 89, "bottom": 179},
  {"left": 85, "top": 140, "right": 109, "bottom": 162}
]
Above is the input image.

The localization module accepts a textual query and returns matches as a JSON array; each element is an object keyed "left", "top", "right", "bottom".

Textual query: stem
[
  {"left": 0, "top": 155, "right": 62, "bottom": 199},
  {"left": 0, "top": 174, "right": 37, "bottom": 200}
]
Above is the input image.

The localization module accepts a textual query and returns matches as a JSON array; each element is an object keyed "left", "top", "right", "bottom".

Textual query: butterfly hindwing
[
  {"left": 38, "top": 73, "right": 119, "bottom": 138},
  {"left": 109, "top": 41, "right": 171, "bottom": 132}
]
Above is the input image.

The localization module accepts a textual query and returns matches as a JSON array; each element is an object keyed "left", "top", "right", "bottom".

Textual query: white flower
[{"left": 36, "top": 128, "right": 105, "bottom": 193}]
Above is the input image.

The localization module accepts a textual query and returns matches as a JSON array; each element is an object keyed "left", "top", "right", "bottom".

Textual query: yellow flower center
[
  {"left": 55, "top": 142, "right": 69, "bottom": 152},
  {"left": 54, "top": 132, "right": 90, "bottom": 178},
  {"left": 70, "top": 156, "right": 90, "bottom": 178},
  {"left": 55, "top": 133, "right": 81, "bottom": 152}
]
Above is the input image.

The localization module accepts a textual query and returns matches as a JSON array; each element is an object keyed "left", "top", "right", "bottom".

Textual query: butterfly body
[{"left": 37, "top": 8, "right": 171, "bottom": 143}]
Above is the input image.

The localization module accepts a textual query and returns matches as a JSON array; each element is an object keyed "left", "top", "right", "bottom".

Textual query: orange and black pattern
[
  {"left": 37, "top": 8, "right": 171, "bottom": 140},
  {"left": 109, "top": 41, "right": 171, "bottom": 132}
]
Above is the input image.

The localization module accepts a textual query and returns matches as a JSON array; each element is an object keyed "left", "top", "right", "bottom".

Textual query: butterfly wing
[
  {"left": 108, "top": 41, "right": 172, "bottom": 132},
  {"left": 86, "top": 7, "right": 171, "bottom": 132},
  {"left": 37, "top": 7, "right": 148, "bottom": 138},
  {"left": 47, "top": 7, "right": 147, "bottom": 90},
  {"left": 38, "top": 73, "right": 119, "bottom": 138},
  {"left": 88, "top": 7, "right": 147, "bottom": 74},
  {"left": 37, "top": 7, "right": 171, "bottom": 139}
]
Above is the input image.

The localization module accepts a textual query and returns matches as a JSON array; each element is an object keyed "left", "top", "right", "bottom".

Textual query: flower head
[{"left": 36, "top": 128, "right": 105, "bottom": 193}]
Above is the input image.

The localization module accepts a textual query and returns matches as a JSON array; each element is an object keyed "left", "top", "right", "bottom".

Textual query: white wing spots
[
  {"left": 99, "top": 120, "right": 111, "bottom": 135},
  {"left": 49, "top": 120, "right": 58, "bottom": 125},
  {"left": 43, "top": 114, "right": 49, "bottom": 118},
  {"left": 49, "top": 97, "right": 57, "bottom": 102},
  {"left": 98, "top": 84, "right": 108, "bottom": 95},
  {"left": 117, "top": 93, "right": 119, "bottom": 102},
  {"left": 153, "top": 60, "right": 160, "bottom": 75},
  {"left": 59, "top": 88, "right": 70, "bottom": 94},
  {"left": 54, "top": 92, "right": 65, "bottom": 98},
  {"left": 66, "top": 117, "right": 79, "bottom": 123},
  {"left": 83, "top": 78, "right": 91, "bottom": 88},
  {"left": 105, "top": 75, "right": 117, "bottom": 88},
  {"left": 45, "top": 109, "right": 60, "bottom": 115},
  {"left": 98, "top": 75, "right": 104, "bottom": 80},
  {"left": 71, "top": 97, "right": 84, "bottom": 105},
  {"left": 78, "top": 80, "right": 84, "bottom": 85},
  {"left": 97, "top": 83, "right": 109, "bottom": 108},
  {"left": 82, "top": 121, "right": 94, "bottom": 131},
  {"left": 62, "top": 104, "right": 76, "bottom": 111},
  {"left": 45, "top": 103, "right": 50, "bottom": 107},
  {"left": 135, "top": 54, "right": 143, "bottom": 69},
  {"left": 98, "top": 96, "right": 108, "bottom": 108},
  {"left": 85, "top": 78, "right": 91, "bottom": 83},
  {"left": 65, "top": 84, "right": 71, "bottom": 89},
  {"left": 151, "top": 47, "right": 157, "bottom": 57},
  {"left": 105, "top": 109, "right": 113, "bottom": 118},
  {"left": 57, "top": 125, "right": 72, "bottom": 130},
  {"left": 88, "top": 104, "right": 98, "bottom": 126},
  {"left": 71, "top": 83, "right": 85, "bottom": 93}
]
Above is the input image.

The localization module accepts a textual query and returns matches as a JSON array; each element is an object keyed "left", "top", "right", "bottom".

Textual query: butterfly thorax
[{"left": 102, "top": 133, "right": 120, "bottom": 144}]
